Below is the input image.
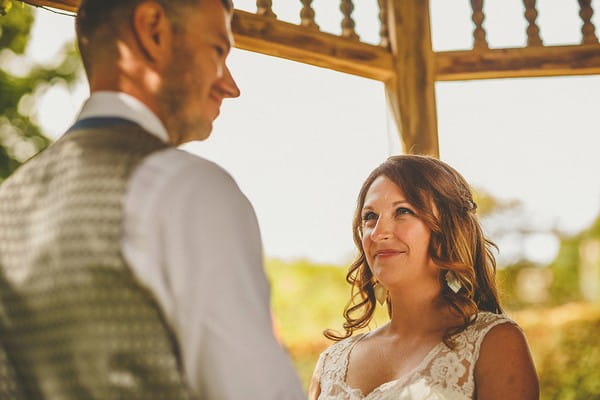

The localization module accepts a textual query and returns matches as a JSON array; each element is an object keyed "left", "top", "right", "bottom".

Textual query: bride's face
[{"left": 360, "top": 175, "right": 438, "bottom": 290}]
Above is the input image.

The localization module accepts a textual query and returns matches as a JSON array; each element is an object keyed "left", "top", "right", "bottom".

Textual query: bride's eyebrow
[
  {"left": 363, "top": 199, "right": 411, "bottom": 209},
  {"left": 391, "top": 200, "right": 410, "bottom": 206}
]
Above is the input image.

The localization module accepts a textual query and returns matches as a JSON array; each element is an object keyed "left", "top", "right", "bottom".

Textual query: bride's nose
[{"left": 371, "top": 217, "right": 393, "bottom": 241}]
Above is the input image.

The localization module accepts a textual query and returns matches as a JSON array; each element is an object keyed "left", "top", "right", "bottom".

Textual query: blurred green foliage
[
  {"left": 266, "top": 258, "right": 390, "bottom": 385},
  {"left": 0, "top": 1, "right": 13, "bottom": 17},
  {"left": 515, "top": 305, "right": 600, "bottom": 400},
  {"left": 266, "top": 259, "right": 348, "bottom": 346},
  {"left": 473, "top": 188, "right": 521, "bottom": 218},
  {"left": 496, "top": 261, "right": 527, "bottom": 309},
  {"left": 546, "top": 215, "right": 600, "bottom": 306},
  {"left": 476, "top": 187, "right": 600, "bottom": 310},
  {"left": 548, "top": 235, "right": 584, "bottom": 304},
  {"left": 0, "top": 4, "right": 80, "bottom": 182},
  {"left": 538, "top": 317, "right": 600, "bottom": 399}
]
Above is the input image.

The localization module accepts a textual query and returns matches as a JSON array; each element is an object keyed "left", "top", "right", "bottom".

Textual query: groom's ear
[{"left": 131, "top": 1, "right": 174, "bottom": 69}]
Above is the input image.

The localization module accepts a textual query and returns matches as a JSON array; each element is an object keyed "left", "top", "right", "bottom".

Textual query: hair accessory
[
  {"left": 373, "top": 281, "right": 388, "bottom": 305},
  {"left": 445, "top": 271, "right": 462, "bottom": 293},
  {"left": 462, "top": 199, "right": 478, "bottom": 213},
  {"left": 470, "top": 200, "right": 478, "bottom": 211}
]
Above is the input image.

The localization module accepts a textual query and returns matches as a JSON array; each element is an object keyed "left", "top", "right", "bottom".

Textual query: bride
[{"left": 309, "top": 155, "right": 538, "bottom": 400}]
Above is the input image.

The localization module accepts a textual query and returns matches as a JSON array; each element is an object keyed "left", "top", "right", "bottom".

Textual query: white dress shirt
[{"left": 76, "top": 92, "right": 305, "bottom": 399}]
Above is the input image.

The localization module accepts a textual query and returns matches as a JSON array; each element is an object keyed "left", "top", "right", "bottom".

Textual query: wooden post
[{"left": 384, "top": 0, "right": 439, "bottom": 157}]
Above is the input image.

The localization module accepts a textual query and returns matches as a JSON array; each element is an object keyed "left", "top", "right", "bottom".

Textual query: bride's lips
[{"left": 374, "top": 249, "right": 405, "bottom": 258}]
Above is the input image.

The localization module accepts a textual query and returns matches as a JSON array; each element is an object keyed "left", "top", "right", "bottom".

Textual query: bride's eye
[
  {"left": 396, "top": 207, "right": 414, "bottom": 216},
  {"left": 362, "top": 211, "right": 377, "bottom": 222}
]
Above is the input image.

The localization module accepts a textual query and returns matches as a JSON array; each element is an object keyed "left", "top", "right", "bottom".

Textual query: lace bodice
[{"left": 313, "top": 312, "right": 517, "bottom": 400}]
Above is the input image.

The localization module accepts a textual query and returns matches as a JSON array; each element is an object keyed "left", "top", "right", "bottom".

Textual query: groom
[{"left": 0, "top": 0, "right": 304, "bottom": 398}]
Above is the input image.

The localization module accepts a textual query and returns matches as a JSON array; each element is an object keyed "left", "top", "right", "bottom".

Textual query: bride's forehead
[
  {"left": 364, "top": 177, "right": 407, "bottom": 203},
  {"left": 363, "top": 175, "right": 438, "bottom": 213}
]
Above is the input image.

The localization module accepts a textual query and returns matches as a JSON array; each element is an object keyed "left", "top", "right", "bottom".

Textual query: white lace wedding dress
[{"left": 313, "top": 312, "right": 517, "bottom": 400}]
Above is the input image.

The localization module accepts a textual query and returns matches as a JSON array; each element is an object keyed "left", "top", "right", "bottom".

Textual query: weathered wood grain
[
  {"left": 231, "top": 10, "right": 394, "bottom": 81},
  {"left": 385, "top": 0, "right": 439, "bottom": 157},
  {"left": 436, "top": 44, "right": 600, "bottom": 81}
]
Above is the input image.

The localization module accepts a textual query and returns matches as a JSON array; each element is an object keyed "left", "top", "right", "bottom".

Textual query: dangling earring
[
  {"left": 373, "top": 281, "right": 388, "bottom": 305},
  {"left": 445, "top": 271, "right": 462, "bottom": 293}
]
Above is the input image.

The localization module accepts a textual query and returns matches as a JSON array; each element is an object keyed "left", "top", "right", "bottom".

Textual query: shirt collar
[{"left": 77, "top": 91, "right": 170, "bottom": 143}]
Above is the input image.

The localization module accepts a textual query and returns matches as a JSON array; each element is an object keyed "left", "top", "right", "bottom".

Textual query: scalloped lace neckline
[{"left": 340, "top": 333, "right": 446, "bottom": 398}]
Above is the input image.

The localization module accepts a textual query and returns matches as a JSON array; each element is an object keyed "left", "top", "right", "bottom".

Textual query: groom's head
[
  {"left": 76, "top": 0, "right": 232, "bottom": 72},
  {"left": 76, "top": 0, "right": 240, "bottom": 145}
]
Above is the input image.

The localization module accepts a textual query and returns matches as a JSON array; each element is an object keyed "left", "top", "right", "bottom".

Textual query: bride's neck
[{"left": 385, "top": 286, "right": 454, "bottom": 339}]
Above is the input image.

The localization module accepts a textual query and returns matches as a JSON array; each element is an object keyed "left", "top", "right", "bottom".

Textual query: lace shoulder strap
[
  {"left": 470, "top": 312, "right": 519, "bottom": 363},
  {"left": 424, "top": 312, "right": 519, "bottom": 397},
  {"left": 314, "top": 333, "right": 366, "bottom": 394}
]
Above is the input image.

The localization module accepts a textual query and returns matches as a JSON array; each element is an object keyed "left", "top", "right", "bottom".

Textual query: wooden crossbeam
[
  {"left": 436, "top": 44, "right": 600, "bottom": 81},
  {"left": 21, "top": 0, "right": 77, "bottom": 12},
  {"left": 232, "top": 10, "right": 393, "bottom": 81}
]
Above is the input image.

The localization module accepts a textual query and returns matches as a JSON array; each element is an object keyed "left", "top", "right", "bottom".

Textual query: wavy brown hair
[{"left": 324, "top": 155, "right": 502, "bottom": 346}]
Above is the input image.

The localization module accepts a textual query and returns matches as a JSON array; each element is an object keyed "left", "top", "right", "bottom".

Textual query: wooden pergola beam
[
  {"left": 436, "top": 44, "right": 600, "bottom": 81},
  {"left": 21, "top": 0, "right": 76, "bottom": 12},
  {"left": 232, "top": 11, "right": 394, "bottom": 82}
]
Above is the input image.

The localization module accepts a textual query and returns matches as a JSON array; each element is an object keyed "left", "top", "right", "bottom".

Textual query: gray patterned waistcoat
[{"left": 0, "top": 120, "right": 191, "bottom": 399}]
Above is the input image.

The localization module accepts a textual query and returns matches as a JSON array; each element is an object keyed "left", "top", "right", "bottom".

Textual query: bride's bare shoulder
[{"left": 474, "top": 321, "right": 539, "bottom": 400}]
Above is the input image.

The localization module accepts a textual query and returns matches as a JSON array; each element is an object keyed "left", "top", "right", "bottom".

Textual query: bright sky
[{"left": 23, "top": 0, "right": 600, "bottom": 266}]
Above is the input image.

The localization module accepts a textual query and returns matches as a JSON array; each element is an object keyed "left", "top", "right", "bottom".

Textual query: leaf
[
  {"left": 1, "top": 4, "right": 79, "bottom": 180},
  {"left": 0, "top": 0, "right": 13, "bottom": 16},
  {"left": 0, "top": 2, "right": 33, "bottom": 53}
]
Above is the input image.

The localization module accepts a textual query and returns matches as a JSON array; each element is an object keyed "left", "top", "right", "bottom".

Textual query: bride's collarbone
[{"left": 345, "top": 335, "right": 441, "bottom": 395}]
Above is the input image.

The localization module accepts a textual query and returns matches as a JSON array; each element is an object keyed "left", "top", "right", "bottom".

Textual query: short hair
[
  {"left": 325, "top": 155, "right": 502, "bottom": 346},
  {"left": 76, "top": 0, "right": 233, "bottom": 73}
]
